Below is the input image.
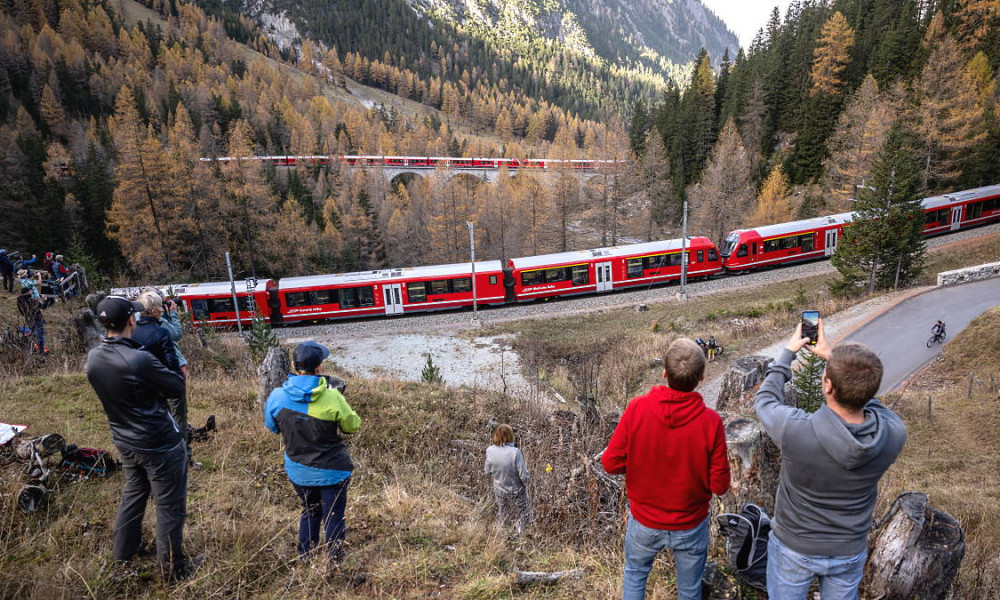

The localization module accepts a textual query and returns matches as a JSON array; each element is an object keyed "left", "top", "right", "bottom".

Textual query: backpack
[
  {"left": 716, "top": 503, "right": 771, "bottom": 590},
  {"left": 59, "top": 444, "right": 120, "bottom": 478}
]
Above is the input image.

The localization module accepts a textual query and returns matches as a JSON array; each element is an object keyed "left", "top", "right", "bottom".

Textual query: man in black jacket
[{"left": 86, "top": 296, "right": 199, "bottom": 582}]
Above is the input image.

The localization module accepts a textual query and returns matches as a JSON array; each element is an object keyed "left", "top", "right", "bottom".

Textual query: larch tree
[
  {"left": 752, "top": 164, "right": 796, "bottom": 226},
  {"left": 219, "top": 119, "right": 276, "bottom": 278},
  {"left": 831, "top": 122, "right": 926, "bottom": 295},
  {"left": 914, "top": 35, "right": 987, "bottom": 190},
  {"left": 953, "top": 0, "right": 999, "bottom": 55},
  {"left": 552, "top": 171, "right": 580, "bottom": 251},
  {"left": 689, "top": 118, "right": 753, "bottom": 246},
  {"left": 823, "top": 75, "right": 897, "bottom": 210},
  {"left": 637, "top": 130, "right": 674, "bottom": 241},
  {"left": 809, "top": 11, "right": 854, "bottom": 97},
  {"left": 108, "top": 86, "right": 175, "bottom": 278}
]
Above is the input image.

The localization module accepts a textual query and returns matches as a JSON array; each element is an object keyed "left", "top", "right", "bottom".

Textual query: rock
[
  {"left": 72, "top": 308, "right": 105, "bottom": 350},
  {"left": 635, "top": 304, "right": 649, "bottom": 312},
  {"left": 937, "top": 261, "right": 1000, "bottom": 286}
]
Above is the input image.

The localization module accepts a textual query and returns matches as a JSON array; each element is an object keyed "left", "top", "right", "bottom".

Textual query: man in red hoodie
[{"left": 602, "top": 338, "right": 731, "bottom": 600}]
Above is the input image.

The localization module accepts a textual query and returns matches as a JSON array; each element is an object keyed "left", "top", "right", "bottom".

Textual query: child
[{"left": 484, "top": 424, "right": 530, "bottom": 534}]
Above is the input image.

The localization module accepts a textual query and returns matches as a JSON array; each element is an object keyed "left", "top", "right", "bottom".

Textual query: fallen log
[
  {"left": 514, "top": 568, "right": 584, "bottom": 586},
  {"left": 865, "top": 491, "right": 965, "bottom": 600}
]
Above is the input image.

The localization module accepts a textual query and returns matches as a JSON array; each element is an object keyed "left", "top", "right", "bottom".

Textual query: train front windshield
[{"left": 719, "top": 233, "right": 740, "bottom": 257}]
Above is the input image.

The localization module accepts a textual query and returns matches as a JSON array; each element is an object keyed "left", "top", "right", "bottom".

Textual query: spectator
[
  {"left": 152, "top": 290, "right": 188, "bottom": 378},
  {"left": 13, "top": 253, "right": 36, "bottom": 271},
  {"left": 131, "top": 291, "right": 182, "bottom": 374},
  {"left": 16, "top": 285, "right": 47, "bottom": 354},
  {"left": 143, "top": 287, "right": 194, "bottom": 464},
  {"left": 264, "top": 341, "right": 360, "bottom": 561},
  {"left": 601, "top": 338, "right": 731, "bottom": 600},
  {"left": 484, "top": 424, "right": 531, "bottom": 535},
  {"left": 0, "top": 249, "right": 14, "bottom": 294},
  {"left": 42, "top": 252, "right": 54, "bottom": 276},
  {"left": 754, "top": 321, "right": 907, "bottom": 599},
  {"left": 85, "top": 296, "right": 199, "bottom": 582},
  {"left": 17, "top": 269, "right": 53, "bottom": 308}
]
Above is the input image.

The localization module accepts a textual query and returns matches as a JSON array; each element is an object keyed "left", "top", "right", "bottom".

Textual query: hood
[
  {"left": 647, "top": 385, "right": 706, "bottom": 428},
  {"left": 811, "top": 403, "right": 888, "bottom": 470},
  {"left": 137, "top": 315, "right": 161, "bottom": 326},
  {"left": 281, "top": 374, "right": 325, "bottom": 404}
]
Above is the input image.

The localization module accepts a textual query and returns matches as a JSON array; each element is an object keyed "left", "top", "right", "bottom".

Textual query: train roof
[
  {"left": 279, "top": 261, "right": 505, "bottom": 290},
  {"left": 738, "top": 212, "right": 855, "bottom": 239},
  {"left": 923, "top": 184, "right": 1000, "bottom": 210},
  {"left": 509, "top": 238, "right": 706, "bottom": 269},
  {"left": 174, "top": 279, "right": 271, "bottom": 296}
]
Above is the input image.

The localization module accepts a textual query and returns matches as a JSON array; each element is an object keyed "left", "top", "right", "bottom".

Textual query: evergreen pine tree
[
  {"left": 793, "top": 351, "right": 826, "bottom": 413},
  {"left": 831, "top": 122, "right": 926, "bottom": 295},
  {"left": 421, "top": 353, "right": 443, "bottom": 384}
]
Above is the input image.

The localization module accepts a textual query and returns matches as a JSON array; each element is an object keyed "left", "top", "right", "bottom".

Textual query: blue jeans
[
  {"left": 623, "top": 513, "right": 709, "bottom": 600},
  {"left": 767, "top": 531, "right": 867, "bottom": 600},
  {"left": 293, "top": 478, "right": 350, "bottom": 557}
]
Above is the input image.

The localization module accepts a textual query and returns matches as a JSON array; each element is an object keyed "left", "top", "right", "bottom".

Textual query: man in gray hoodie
[{"left": 755, "top": 320, "right": 906, "bottom": 600}]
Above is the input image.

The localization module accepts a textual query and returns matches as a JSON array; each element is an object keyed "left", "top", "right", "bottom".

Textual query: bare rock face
[
  {"left": 717, "top": 355, "right": 773, "bottom": 413},
  {"left": 257, "top": 347, "right": 290, "bottom": 406}
]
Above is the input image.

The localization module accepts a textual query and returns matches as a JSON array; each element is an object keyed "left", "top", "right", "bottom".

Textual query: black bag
[
  {"left": 717, "top": 503, "right": 771, "bottom": 590},
  {"left": 59, "top": 444, "right": 119, "bottom": 478}
]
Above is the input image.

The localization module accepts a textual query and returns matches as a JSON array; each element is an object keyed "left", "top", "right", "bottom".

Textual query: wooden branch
[{"left": 514, "top": 568, "right": 584, "bottom": 586}]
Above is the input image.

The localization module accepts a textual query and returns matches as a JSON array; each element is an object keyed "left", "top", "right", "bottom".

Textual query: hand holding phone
[{"left": 802, "top": 311, "right": 820, "bottom": 345}]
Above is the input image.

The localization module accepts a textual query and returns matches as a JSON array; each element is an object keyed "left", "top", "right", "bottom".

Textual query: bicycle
[{"left": 926, "top": 331, "right": 947, "bottom": 348}]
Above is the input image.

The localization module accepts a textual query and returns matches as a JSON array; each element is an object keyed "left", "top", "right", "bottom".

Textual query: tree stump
[
  {"left": 72, "top": 308, "right": 105, "bottom": 350},
  {"left": 865, "top": 492, "right": 965, "bottom": 600},
  {"left": 257, "top": 346, "right": 290, "bottom": 406},
  {"left": 717, "top": 356, "right": 773, "bottom": 413},
  {"left": 721, "top": 417, "right": 781, "bottom": 514}
]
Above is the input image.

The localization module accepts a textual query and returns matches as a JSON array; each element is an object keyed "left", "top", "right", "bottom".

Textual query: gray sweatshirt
[
  {"left": 484, "top": 443, "right": 529, "bottom": 495},
  {"left": 755, "top": 349, "right": 907, "bottom": 556}
]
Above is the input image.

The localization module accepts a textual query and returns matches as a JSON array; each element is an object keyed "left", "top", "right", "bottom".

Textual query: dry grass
[{"left": 878, "top": 305, "right": 1000, "bottom": 599}]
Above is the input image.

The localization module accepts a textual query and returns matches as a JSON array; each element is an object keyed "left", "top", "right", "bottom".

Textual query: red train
[
  {"left": 198, "top": 155, "right": 617, "bottom": 170},
  {"left": 720, "top": 184, "right": 1000, "bottom": 271},
  {"left": 166, "top": 237, "right": 721, "bottom": 326}
]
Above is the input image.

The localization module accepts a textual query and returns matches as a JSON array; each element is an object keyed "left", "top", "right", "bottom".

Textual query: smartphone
[{"left": 801, "top": 311, "right": 820, "bottom": 345}]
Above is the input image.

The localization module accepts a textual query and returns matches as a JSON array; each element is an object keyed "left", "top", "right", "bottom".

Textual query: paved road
[{"left": 844, "top": 278, "right": 1000, "bottom": 395}]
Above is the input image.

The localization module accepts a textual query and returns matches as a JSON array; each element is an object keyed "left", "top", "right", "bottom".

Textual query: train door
[
  {"left": 825, "top": 229, "right": 839, "bottom": 256},
  {"left": 596, "top": 262, "right": 613, "bottom": 292},
  {"left": 950, "top": 205, "right": 963, "bottom": 231},
  {"left": 383, "top": 284, "right": 404, "bottom": 315}
]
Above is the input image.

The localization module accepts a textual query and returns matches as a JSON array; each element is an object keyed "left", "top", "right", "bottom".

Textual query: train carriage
[
  {"left": 922, "top": 184, "right": 1000, "bottom": 235},
  {"left": 720, "top": 213, "right": 854, "bottom": 272},
  {"left": 276, "top": 261, "right": 507, "bottom": 323},
  {"left": 176, "top": 279, "right": 275, "bottom": 327},
  {"left": 509, "top": 237, "right": 722, "bottom": 302}
]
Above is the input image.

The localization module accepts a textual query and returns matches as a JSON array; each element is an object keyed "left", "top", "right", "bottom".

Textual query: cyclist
[{"left": 931, "top": 320, "right": 946, "bottom": 341}]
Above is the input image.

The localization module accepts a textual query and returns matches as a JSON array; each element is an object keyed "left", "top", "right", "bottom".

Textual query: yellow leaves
[
  {"left": 752, "top": 165, "right": 797, "bottom": 226},
  {"left": 810, "top": 11, "right": 854, "bottom": 97}
]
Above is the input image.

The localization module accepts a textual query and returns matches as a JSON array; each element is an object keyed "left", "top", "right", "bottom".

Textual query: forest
[{"left": 1, "top": 0, "right": 998, "bottom": 287}]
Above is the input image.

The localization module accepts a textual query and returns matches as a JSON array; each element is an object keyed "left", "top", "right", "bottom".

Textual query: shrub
[{"left": 421, "top": 353, "right": 443, "bottom": 384}]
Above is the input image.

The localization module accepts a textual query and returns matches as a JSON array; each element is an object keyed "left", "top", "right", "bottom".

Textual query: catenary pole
[{"left": 225, "top": 251, "right": 244, "bottom": 337}]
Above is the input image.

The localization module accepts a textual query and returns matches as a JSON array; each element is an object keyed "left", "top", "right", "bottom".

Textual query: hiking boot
[{"left": 166, "top": 554, "right": 206, "bottom": 584}]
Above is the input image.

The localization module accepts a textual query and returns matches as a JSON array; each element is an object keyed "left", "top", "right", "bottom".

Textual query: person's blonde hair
[
  {"left": 492, "top": 424, "right": 514, "bottom": 446},
  {"left": 825, "top": 342, "right": 882, "bottom": 410},
  {"left": 663, "top": 338, "right": 706, "bottom": 392},
  {"left": 137, "top": 289, "right": 163, "bottom": 316}
]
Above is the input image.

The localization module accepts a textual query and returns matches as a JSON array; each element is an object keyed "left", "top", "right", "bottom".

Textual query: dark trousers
[
  {"left": 1, "top": 271, "right": 12, "bottom": 293},
  {"left": 114, "top": 441, "right": 188, "bottom": 573},
  {"left": 293, "top": 478, "right": 350, "bottom": 557}
]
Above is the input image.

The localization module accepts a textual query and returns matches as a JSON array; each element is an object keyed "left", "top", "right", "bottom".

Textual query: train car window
[
  {"left": 752, "top": 243, "right": 757, "bottom": 255},
  {"left": 697, "top": 250, "right": 704, "bottom": 262},
  {"left": 780, "top": 236, "right": 799, "bottom": 250},
  {"left": 429, "top": 280, "right": 449, "bottom": 295},
  {"left": 925, "top": 209, "right": 949, "bottom": 224},
  {"left": 209, "top": 297, "right": 233, "bottom": 312},
  {"left": 489, "top": 275, "right": 498, "bottom": 285},
  {"left": 544, "top": 268, "right": 567, "bottom": 283},
  {"left": 452, "top": 278, "right": 472, "bottom": 293},
  {"left": 627, "top": 258, "right": 644, "bottom": 278},
  {"left": 720, "top": 233, "right": 739, "bottom": 256},
  {"left": 737, "top": 245, "right": 748, "bottom": 257},
  {"left": 800, "top": 234, "right": 814, "bottom": 251},
  {"left": 571, "top": 265, "right": 589, "bottom": 284},
  {"left": 708, "top": 249, "right": 718, "bottom": 261},
  {"left": 969, "top": 202, "right": 984, "bottom": 219},
  {"left": 313, "top": 289, "right": 337, "bottom": 305},
  {"left": 521, "top": 271, "right": 543, "bottom": 286},
  {"left": 764, "top": 239, "right": 779, "bottom": 253},
  {"left": 667, "top": 254, "right": 683, "bottom": 267},
  {"left": 189, "top": 299, "right": 208, "bottom": 320},
  {"left": 407, "top": 282, "right": 426, "bottom": 303},
  {"left": 357, "top": 286, "right": 374, "bottom": 307},
  {"left": 286, "top": 292, "right": 310, "bottom": 307},
  {"left": 339, "top": 288, "right": 358, "bottom": 308},
  {"left": 644, "top": 254, "right": 667, "bottom": 270}
]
